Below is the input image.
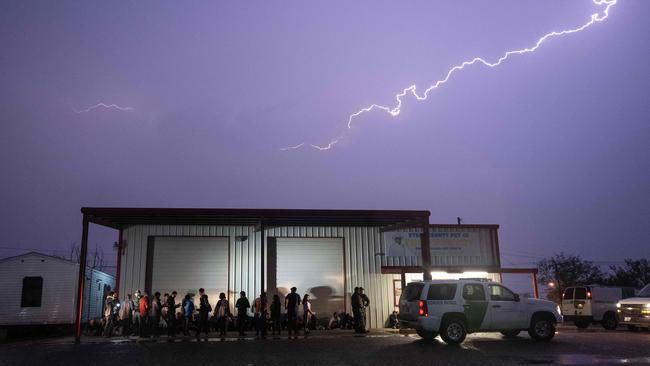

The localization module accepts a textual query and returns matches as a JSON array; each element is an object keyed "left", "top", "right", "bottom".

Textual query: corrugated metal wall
[{"left": 119, "top": 225, "right": 395, "bottom": 328}]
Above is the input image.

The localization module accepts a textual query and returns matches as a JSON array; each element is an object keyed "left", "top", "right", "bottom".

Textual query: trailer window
[
  {"left": 404, "top": 283, "right": 424, "bottom": 301},
  {"left": 563, "top": 288, "right": 574, "bottom": 300},
  {"left": 427, "top": 284, "right": 457, "bottom": 301},
  {"left": 21, "top": 276, "right": 43, "bottom": 307},
  {"left": 574, "top": 287, "right": 587, "bottom": 300}
]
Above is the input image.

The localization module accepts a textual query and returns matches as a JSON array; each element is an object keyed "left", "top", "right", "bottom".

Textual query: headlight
[
  {"left": 556, "top": 305, "right": 562, "bottom": 314},
  {"left": 616, "top": 303, "right": 621, "bottom": 308}
]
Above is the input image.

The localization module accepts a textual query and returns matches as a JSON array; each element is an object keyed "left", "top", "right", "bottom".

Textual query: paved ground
[{"left": 1, "top": 326, "right": 649, "bottom": 366}]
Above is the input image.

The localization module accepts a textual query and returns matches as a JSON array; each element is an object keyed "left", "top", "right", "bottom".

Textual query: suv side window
[
  {"left": 427, "top": 284, "right": 457, "bottom": 301},
  {"left": 488, "top": 284, "right": 517, "bottom": 301},
  {"left": 463, "top": 284, "right": 486, "bottom": 301}
]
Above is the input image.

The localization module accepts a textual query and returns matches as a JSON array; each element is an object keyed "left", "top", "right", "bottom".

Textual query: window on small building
[{"left": 21, "top": 277, "right": 43, "bottom": 307}]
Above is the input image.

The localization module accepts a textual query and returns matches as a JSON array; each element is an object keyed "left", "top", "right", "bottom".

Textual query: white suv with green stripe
[{"left": 399, "top": 279, "right": 562, "bottom": 344}]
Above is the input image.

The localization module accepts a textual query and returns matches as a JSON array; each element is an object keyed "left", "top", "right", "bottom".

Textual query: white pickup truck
[
  {"left": 398, "top": 279, "right": 562, "bottom": 344},
  {"left": 616, "top": 284, "right": 650, "bottom": 331}
]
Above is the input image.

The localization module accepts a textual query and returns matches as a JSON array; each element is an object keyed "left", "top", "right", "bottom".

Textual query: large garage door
[
  {"left": 276, "top": 238, "right": 344, "bottom": 316},
  {"left": 151, "top": 237, "right": 228, "bottom": 306}
]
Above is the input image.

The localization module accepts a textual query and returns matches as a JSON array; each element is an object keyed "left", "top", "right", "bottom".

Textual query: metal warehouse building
[{"left": 73, "top": 207, "right": 521, "bottom": 342}]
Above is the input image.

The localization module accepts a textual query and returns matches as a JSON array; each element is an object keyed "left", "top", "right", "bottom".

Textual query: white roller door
[
  {"left": 276, "top": 238, "right": 344, "bottom": 316},
  {"left": 151, "top": 237, "right": 228, "bottom": 307}
]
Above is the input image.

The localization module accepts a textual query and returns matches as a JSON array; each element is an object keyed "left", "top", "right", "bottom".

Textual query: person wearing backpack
[{"left": 195, "top": 288, "right": 211, "bottom": 338}]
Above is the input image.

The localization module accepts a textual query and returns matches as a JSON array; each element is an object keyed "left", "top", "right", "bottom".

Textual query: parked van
[{"left": 561, "top": 286, "right": 634, "bottom": 330}]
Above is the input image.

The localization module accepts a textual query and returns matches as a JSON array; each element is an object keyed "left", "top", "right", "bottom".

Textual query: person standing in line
[
  {"left": 102, "top": 291, "right": 117, "bottom": 337},
  {"left": 358, "top": 287, "right": 370, "bottom": 333},
  {"left": 252, "top": 292, "right": 268, "bottom": 338},
  {"left": 120, "top": 294, "right": 135, "bottom": 336},
  {"left": 235, "top": 291, "right": 250, "bottom": 336},
  {"left": 196, "top": 288, "right": 211, "bottom": 338},
  {"left": 132, "top": 290, "right": 141, "bottom": 336},
  {"left": 138, "top": 291, "right": 150, "bottom": 338},
  {"left": 182, "top": 294, "right": 195, "bottom": 336},
  {"left": 166, "top": 291, "right": 179, "bottom": 337},
  {"left": 215, "top": 292, "right": 231, "bottom": 337},
  {"left": 284, "top": 287, "right": 301, "bottom": 337},
  {"left": 270, "top": 294, "right": 282, "bottom": 336},
  {"left": 351, "top": 287, "right": 361, "bottom": 333},
  {"left": 302, "top": 294, "right": 313, "bottom": 334},
  {"left": 149, "top": 292, "right": 161, "bottom": 338}
]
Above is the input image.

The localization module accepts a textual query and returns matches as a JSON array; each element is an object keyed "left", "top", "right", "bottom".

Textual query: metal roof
[{"left": 81, "top": 207, "right": 430, "bottom": 230}]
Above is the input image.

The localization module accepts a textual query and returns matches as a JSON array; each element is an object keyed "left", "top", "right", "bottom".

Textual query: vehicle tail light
[
  {"left": 418, "top": 300, "right": 428, "bottom": 317},
  {"left": 587, "top": 292, "right": 592, "bottom": 299}
]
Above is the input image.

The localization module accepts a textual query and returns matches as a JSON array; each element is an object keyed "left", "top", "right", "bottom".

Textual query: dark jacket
[
  {"left": 235, "top": 297, "right": 250, "bottom": 315},
  {"left": 166, "top": 296, "right": 179, "bottom": 318},
  {"left": 351, "top": 293, "right": 361, "bottom": 310},
  {"left": 270, "top": 299, "right": 281, "bottom": 318},
  {"left": 199, "top": 294, "right": 211, "bottom": 313}
]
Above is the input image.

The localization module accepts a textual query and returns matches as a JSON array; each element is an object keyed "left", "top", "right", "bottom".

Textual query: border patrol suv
[{"left": 399, "top": 279, "right": 562, "bottom": 344}]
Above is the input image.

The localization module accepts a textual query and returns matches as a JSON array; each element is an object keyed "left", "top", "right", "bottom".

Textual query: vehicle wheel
[
  {"left": 627, "top": 325, "right": 639, "bottom": 332},
  {"left": 574, "top": 320, "right": 590, "bottom": 329},
  {"left": 601, "top": 313, "right": 618, "bottom": 330},
  {"left": 500, "top": 330, "right": 521, "bottom": 338},
  {"left": 440, "top": 318, "right": 467, "bottom": 345},
  {"left": 416, "top": 330, "right": 438, "bottom": 342},
  {"left": 529, "top": 315, "right": 556, "bottom": 341}
]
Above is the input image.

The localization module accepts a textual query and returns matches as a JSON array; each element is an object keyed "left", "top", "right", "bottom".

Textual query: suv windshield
[{"left": 637, "top": 284, "right": 650, "bottom": 297}]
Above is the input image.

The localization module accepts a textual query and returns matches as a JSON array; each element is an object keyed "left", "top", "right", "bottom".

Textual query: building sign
[{"left": 382, "top": 226, "right": 499, "bottom": 268}]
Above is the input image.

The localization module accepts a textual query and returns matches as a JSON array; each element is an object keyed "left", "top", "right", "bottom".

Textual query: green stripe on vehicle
[{"left": 464, "top": 301, "right": 488, "bottom": 330}]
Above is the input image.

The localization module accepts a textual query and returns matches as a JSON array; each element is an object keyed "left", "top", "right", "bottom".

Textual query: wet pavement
[{"left": 1, "top": 326, "right": 649, "bottom": 365}]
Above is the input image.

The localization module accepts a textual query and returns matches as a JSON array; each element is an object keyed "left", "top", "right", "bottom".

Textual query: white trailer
[{"left": 0, "top": 252, "right": 114, "bottom": 327}]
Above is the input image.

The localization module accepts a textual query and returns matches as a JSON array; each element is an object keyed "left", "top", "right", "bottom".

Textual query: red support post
[
  {"left": 74, "top": 215, "right": 89, "bottom": 344},
  {"left": 533, "top": 272, "right": 539, "bottom": 299}
]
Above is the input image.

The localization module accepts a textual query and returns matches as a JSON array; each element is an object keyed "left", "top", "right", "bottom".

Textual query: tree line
[{"left": 537, "top": 253, "right": 650, "bottom": 303}]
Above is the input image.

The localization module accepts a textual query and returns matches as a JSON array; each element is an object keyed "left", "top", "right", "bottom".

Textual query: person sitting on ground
[
  {"left": 389, "top": 310, "right": 399, "bottom": 329},
  {"left": 328, "top": 312, "right": 340, "bottom": 330}
]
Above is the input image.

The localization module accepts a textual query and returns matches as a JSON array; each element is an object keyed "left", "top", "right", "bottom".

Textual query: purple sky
[{"left": 1, "top": 0, "right": 648, "bottom": 272}]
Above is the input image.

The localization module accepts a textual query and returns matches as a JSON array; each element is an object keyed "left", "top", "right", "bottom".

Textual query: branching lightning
[
  {"left": 73, "top": 103, "right": 134, "bottom": 114},
  {"left": 282, "top": 0, "right": 617, "bottom": 151}
]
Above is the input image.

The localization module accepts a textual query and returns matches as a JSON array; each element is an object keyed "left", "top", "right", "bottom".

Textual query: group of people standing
[{"left": 101, "top": 285, "right": 370, "bottom": 338}]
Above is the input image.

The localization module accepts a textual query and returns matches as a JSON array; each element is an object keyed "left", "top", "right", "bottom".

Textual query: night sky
[{"left": 1, "top": 1, "right": 648, "bottom": 272}]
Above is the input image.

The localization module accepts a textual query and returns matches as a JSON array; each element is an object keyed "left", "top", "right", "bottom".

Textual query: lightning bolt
[
  {"left": 280, "top": 143, "right": 305, "bottom": 151},
  {"left": 73, "top": 103, "right": 134, "bottom": 114},
  {"left": 283, "top": 0, "right": 617, "bottom": 151}
]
